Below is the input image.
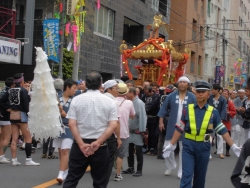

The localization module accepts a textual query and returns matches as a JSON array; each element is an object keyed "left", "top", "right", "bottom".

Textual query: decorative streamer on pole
[
  {"left": 72, "top": 25, "right": 78, "bottom": 52},
  {"left": 65, "top": 23, "right": 70, "bottom": 36},
  {"left": 97, "top": 0, "right": 101, "bottom": 9}
]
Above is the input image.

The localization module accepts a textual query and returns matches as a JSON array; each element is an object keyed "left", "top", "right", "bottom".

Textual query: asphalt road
[{"left": 1, "top": 145, "right": 236, "bottom": 188}]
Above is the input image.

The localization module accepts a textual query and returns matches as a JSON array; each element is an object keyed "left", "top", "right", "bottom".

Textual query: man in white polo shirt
[{"left": 63, "top": 71, "right": 118, "bottom": 188}]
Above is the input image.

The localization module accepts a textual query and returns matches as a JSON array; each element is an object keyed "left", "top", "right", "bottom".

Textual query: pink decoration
[
  {"left": 97, "top": 0, "right": 100, "bottom": 9},
  {"left": 71, "top": 25, "right": 78, "bottom": 52},
  {"left": 65, "top": 23, "right": 70, "bottom": 36}
]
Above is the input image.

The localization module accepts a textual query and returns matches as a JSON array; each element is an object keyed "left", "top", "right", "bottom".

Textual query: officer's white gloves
[
  {"left": 162, "top": 143, "right": 176, "bottom": 158},
  {"left": 230, "top": 144, "right": 241, "bottom": 157}
]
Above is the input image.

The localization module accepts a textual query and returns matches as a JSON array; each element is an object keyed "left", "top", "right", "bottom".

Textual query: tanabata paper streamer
[
  {"left": 65, "top": 23, "right": 70, "bottom": 36},
  {"left": 54, "top": 12, "right": 60, "bottom": 19},
  {"left": 97, "top": 0, "right": 100, "bottom": 9},
  {"left": 72, "top": 25, "right": 78, "bottom": 52},
  {"left": 28, "top": 47, "right": 62, "bottom": 140},
  {"left": 60, "top": 2, "right": 63, "bottom": 12}
]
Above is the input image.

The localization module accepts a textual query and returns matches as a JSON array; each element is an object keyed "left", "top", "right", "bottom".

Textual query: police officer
[{"left": 162, "top": 80, "right": 241, "bottom": 188}]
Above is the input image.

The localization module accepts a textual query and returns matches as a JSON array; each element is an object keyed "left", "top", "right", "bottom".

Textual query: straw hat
[{"left": 118, "top": 83, "right": 129, "bottom": 95}]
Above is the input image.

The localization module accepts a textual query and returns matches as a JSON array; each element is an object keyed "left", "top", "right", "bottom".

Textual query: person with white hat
[
  {"left": 103, "top": 80, "right": 122, "bottom": 186},
  {"left": 231, "top": 89, "right": 246, "bottom": 147},
  {"left": 158, "top": 75, "right": 196, "bottom": 179},
  {"left": 114, "top": 83, "right": 135, "bottom": 181},
  {"left": 163, "top": 80, "right": 240, "bottom": 188}
]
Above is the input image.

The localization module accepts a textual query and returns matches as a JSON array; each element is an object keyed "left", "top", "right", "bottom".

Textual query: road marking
[
  {"left": 33, "top": 166, "right": 91, "bottom": 188},
  {"left": 33, "top": 179, "right": 58, "bottom": 188}
]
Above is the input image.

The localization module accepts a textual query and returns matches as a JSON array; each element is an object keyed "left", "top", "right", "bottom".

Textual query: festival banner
[
  {"left": 43, "top": 19, "right": 60, "bottom": 63},
  {"left": 214, "top": 66, "right": 221, "bottom": 84},
  {"left": 229, "top": 74, "right": 234, "bottom": 83},
  {"left": 241, "top": 73, "right": 248, "bottom": 88}
]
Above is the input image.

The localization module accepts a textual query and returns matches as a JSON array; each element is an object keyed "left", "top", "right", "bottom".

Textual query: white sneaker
[
  {"left": 4, "top": 157, "right": 10, "bottom": 161},
  {"left": 56, "top": 171, "right": 65, "bottom": 184},
  {"left": 114, "top": 174, "right": 123, "bottom": 181},
  {"left": 63, "top": 170, "right": 68, "bottom": 180},
  {"left": 12, "top": 158, "right": 21, "bottom": 166},
  {"left": 25, "top": 158, "right": 40, "bottom": 166},
  {"left": 0, "top": 156, "right": 10, "bottom": 164},
  {"left": 164, "top": 169, "right": 172, "bottom": 176}
]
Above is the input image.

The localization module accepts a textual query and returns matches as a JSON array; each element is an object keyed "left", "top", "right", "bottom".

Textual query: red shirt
[{"left": 222, "top": 99, "right": 236, "bottom": 131}]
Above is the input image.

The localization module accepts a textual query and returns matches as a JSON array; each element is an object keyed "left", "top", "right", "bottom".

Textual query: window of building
[
  {"left": 211, "top": 3, "right": 213, "bottom": 13},
  {"left": 123, "top": 17, "right": 144, "bottom": 46},
  {"left": 190, "top": 51, "right": 195, "bottom": 73},
  {"left": 207, "top": 0, "right": 211, "bottom": 17},
  {"left": 140, "top": 0, "right": 145, "bottom": 3},
  {"left": 192, "top": 19, "right": 197, "bottom": 41},
  {"left": 238, "top": 36, "right": 242, "bottom": 50},
  {"left": 206, "top": 27, "right": 210, "bottom": 37},
  {"left": 151, "top": 0, "right": 159, "bottom": 11},
  {"left": 216, "top": 33, "right": 219, "bottom": 52},
  {"left": 159, "top": 0, "right": 167, "bottom": 16},
  {"left": 204, "top": 54, "right": 208, "bottom": 74},
  {"left": 198, "top": 56, "right": 202, "bottom": 76},
  {"left": 94, "top": 5, "right": 115, "bottom": 39},
  {"left": 194, "top": 0, "right": 198, "bottom": 10},
  {"left": 200, "top": 26, "right": 203, "bottom": 46}
]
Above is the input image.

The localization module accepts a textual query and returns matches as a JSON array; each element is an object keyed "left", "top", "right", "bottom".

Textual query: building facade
[
  {"left": 227, "top": 0, "right": 250, "bottom": 90},
  {"left": 169, "top": 0, "right": 206, "bottom": 83},
  {"left": 204, "top": 0, "right": 232, "bottom": 86}
]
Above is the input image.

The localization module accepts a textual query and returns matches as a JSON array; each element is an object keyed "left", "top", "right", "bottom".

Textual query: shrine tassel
[{"left": 169, "top": 54, "right": 172, "bottom": 78}]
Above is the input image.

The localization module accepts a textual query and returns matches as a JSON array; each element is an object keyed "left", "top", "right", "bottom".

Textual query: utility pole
[
  {"left": 58, "top": 0, "right": 66, "bottom": 79},
  {"left": 222, "top": 17, "right": 226, "bottom": 87},
  {"left": 72, "top": 6, "right": 83, "bottom": 80}
]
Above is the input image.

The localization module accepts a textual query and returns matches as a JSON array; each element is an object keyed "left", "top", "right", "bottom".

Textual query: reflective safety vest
[{"left": 185, "top": 104, "right": 214, "bottom": 141}]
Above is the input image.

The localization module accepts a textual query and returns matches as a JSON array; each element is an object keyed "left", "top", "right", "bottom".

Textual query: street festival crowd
[{"left": 1, "top": 72, "right": 250, "bottom": 188}]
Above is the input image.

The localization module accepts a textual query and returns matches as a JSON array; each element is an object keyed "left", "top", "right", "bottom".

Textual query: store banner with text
[
  {"left": 214, "top": 66, "right": 221, "bottom": 84},
  {"left": 43, "top": 19, "right": 60, "bottom": 63}
]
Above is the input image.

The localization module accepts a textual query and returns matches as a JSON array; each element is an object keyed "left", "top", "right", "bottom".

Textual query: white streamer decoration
[{"left": 28, "top": 47, "right": 62, "bottom": 140}]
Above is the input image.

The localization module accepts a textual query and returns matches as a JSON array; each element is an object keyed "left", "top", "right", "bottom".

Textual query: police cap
[{"left": 193, "top": 80, "right": 212, "bottom": 91}]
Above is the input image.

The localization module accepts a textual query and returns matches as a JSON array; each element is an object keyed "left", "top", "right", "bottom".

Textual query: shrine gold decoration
[{"left": 119, "top": 15, "right": 190, "bottom": 86}]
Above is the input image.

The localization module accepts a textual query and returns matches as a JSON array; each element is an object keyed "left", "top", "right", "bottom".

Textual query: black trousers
[
  {"left": 147, "top": 117, "right": 159, "bottom": 150},
  {"left": 157, "top": 130, "right": 166, "bottom": 157},
  {"left": 42, "top": 138, "right": 54, "bottom": 155},
  {"left": 226, "top": 131, "right": 231, "bottom": 152},
  {"left": 63, "top": 141, "right": 110, "bottom": 188},
  {"left": 106, "top": 134, "right": 117, "bottom": 186},
  {"left": 128, "top": 143, "right": 143, "bottom": 172}
]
